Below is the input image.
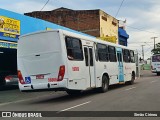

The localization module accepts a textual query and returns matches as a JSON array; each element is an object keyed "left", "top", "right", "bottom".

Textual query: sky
[{"left": 1, "top": 0, "right": 160, "bottom": 59}]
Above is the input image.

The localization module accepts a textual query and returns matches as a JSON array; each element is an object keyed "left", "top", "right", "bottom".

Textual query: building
[
  {"left": 25, "top": 7, "right": 119, "bottom": 43},
  {"left": 118, "top": 20, "right": 129, "bottom": 46},
  {"left": 118, "top": 27, "right": 129, "bottom": 46}
]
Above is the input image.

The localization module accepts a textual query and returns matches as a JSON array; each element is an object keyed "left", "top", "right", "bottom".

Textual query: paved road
[{"left": 0, "top": 70, "right": 160, "bottom": 119}]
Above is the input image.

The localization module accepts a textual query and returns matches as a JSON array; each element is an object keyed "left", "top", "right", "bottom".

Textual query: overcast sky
[{"left": 1, "top": 0, "right": 160, "bottom": 59}]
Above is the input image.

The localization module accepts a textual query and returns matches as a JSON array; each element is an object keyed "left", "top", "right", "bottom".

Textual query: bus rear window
[
  {"left": 152, "top": 55, "right": 160, "bottom": 62},
  {"left": 65, "top": 36, "right": 83, "bottom": 61}
]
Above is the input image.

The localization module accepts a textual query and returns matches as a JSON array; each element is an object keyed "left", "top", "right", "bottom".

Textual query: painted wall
[
  {"left": 99, "top": 10, "right": 118, "bottom": 43},
  {"left": 0, "top": 8, "right": 92, "bottom": 42}
]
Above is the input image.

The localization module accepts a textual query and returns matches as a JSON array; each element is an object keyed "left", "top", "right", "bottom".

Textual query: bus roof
[{"left": 19, "top": 29, "right": 135, "bottom": 51}]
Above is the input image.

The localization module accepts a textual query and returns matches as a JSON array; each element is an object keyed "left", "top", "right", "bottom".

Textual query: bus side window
[
  {"left": 108, "top": 46, "right": 117, "bottom": 62},
  {"left": 128, "top": 50, "right": 131, "bottom": 62},
  {"left": 97, "top": 43, "right": 109, "bottom": 62},
  {"left": 65, "top": 36, "right": 83, "bottom": 61},
  {"left": 152, "top": 56, "right": 157, "bottom": 62},
  {"left": 130, "top": 50, "right": 135, "bottom": 63},
  {"left": 157, "top": 55, "right": 160, "bottom": 62},
  {"left": 123, "top": 49, "right": 130, "bottom": 63},
  {"left": 94, "top": 43, "right": 98, "bottom": 61},
  {"left": 84, "top": 47, "right": 89, "bottom": 66},
  {"left": 117, "top": 52, "right": 122, "bottom": 62},
  {"left": 123, "top": 49, "right": 127, "bottom": 62},
  {"left": 89, "top": 48, "right": 93, "bottom": 66}
]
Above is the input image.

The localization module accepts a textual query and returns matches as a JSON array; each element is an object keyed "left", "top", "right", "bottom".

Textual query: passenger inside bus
[{"left": 67, "top": 49, "right": 74, "bottom": 60}]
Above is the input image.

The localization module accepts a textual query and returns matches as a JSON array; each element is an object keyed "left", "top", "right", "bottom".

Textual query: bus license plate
[{"left": 36, "top": 75, "right": 44, "bottom": 79}]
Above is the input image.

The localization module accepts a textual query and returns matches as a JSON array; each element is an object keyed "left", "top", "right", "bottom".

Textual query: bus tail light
[
  {"left": 57, "top": 65, "right": 65, "bottom": 81},
  {"left": 18, "top": 70, "right": 25, "bottom": 84}
]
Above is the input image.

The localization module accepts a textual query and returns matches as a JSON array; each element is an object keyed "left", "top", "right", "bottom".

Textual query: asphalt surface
[{"left": 0, "top": 70, "right": 160, "bottom": 120}]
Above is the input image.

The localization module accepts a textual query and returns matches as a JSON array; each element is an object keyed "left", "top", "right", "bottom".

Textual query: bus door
[
  {"left": 84, "top": 46, "right": 95, "bottom": 87},
  {"left": 116, "top": 48, "right": 124, "bottom": 82}
]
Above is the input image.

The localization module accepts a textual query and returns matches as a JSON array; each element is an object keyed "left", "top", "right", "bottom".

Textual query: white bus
[
  {"left": 151, "top": 54, "right": 160, "bottom": 76},
  {"left": 17, "top": 29, "right": 136, "bottom": 95}
]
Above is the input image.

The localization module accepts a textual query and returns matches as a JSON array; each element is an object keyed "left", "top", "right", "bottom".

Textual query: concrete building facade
[{"left": 25, "top": 7, "right": 119, "bottom": 43}]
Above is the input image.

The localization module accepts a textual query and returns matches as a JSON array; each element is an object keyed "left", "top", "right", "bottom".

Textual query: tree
[{"left": 151, "top": 43, "right": 160, "bottom": 54}]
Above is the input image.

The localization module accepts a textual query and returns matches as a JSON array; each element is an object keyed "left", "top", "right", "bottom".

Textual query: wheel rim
[{"left": 102, "top": 77, "right": 107, "bottom": 90}]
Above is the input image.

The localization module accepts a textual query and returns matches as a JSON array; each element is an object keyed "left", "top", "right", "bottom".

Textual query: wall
[
  {"left": 25, "top": 8, "right": 120, "bottom": 44},
  {"left": 0, "top": 8, "right": 91, "bottom": 42},
  {"left": 25, "top": 8, "right": 100, "bottom": 37},
  {"left": 99, "top": 10, "right": 118, "bottom": 43}
]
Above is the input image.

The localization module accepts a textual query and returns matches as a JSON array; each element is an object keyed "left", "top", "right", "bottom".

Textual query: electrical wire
[
  {"left": 40, "top": 0, "right": 50, "bottom": 11},
  {"left": 115, "top": 0, "right": 125, "bottom": 18},
  {"left": 126, "top": 25, "right": 160, "bottom": 35}
]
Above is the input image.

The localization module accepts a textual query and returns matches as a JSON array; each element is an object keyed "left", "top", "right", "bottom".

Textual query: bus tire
[
  {"left": 157, "top": 72, "right": 160, "bottom": 76},
  {"left": 99, "top": 75, "right": 109, "bottom": 93},
  {"left": 129, "top": 72, "right": 135, "bottom": 85},
  {"left": 66, "top": 90, "right": 81, "bottom": 96}
]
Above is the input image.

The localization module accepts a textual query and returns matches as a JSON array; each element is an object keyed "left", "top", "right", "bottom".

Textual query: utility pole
[
  {"left": 141, "top": 45, "right": 145, "bottom": 60},
  {"left": 151, "top": 37, "right": 158, "bottom": 49}
]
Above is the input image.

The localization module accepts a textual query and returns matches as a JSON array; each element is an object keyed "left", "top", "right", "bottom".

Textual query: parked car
[{"left": 5, "top": 75, "right": 18, "bottom": 85}]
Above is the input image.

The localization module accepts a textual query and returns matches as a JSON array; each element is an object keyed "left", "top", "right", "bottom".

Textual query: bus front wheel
[
  {"left": 99, "top": 75, "right": 109, "bottom": 93},
  {"left": 157, "top": 72, "right": 160, "bottom": 76}
]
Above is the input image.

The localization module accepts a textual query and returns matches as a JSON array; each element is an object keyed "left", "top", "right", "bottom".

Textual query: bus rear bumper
[{"left": 19, "top": 79, "right": 68, "bottom": 92}]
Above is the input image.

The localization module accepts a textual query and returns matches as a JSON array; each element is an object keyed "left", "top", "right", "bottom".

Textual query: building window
[
  {"left": 65, "top": 36, "right": 83, "bottom": 60},
  {"left": 112, "top": 21, "right": 117, "bottom": 26},
  {"left": 102, "top": 16, "right": 107, "bottom": 21}
]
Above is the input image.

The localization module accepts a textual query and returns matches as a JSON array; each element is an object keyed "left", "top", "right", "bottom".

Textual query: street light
[
  {"left": 151, "top": 37, "right": 158, "bottom": 49},
  {"left": 141, "top": 45, "right": 145, "bottom": 60}
]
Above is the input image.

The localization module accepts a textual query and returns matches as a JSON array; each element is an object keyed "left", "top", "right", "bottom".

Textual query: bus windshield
[{"left": 152, "top": 55, "right": 160, "bottom": 62}]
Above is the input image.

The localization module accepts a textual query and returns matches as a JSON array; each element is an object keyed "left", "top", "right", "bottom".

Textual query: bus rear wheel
[
  {"left": 99, "top": 75, "right": 109, "bottom": 93},
  {"left": 129, "top": 72, "right": 135, "bottom": 85},
  {"left": 66, "top": 90, "right": 81, "bottom": 96}
]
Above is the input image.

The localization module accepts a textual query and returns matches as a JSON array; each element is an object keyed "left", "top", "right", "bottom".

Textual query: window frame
[
  {"left": 123, "top": 49, "right": 130, "bottom": 63},
  {"left": 130, "top": 50, "right": 135, "bottom": 63},
  {"left": 108, "top": 46, "right": 117, "bottom": 62},
  {"left": 97, "top": 43, "right": 109, "bottom": 62},
  {"left": 65, "top": 36, "right": 84, "bottom": 61}
]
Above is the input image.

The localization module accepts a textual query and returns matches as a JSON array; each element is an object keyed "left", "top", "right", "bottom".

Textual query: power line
[
  {"left": 40, "top": 0, "right": 50, "bottom": 11},
  {"left": 128, "top": 42, "right": 152, "bottom": 44},
  {"left": 119, "top": 18, "right": 160, "bottom": 35},
  {"left": 115, "top": 0, "right": 125, "bottom": 18},
  {"left": 126, "top": 25, "right": 160, "bottom": 35}
]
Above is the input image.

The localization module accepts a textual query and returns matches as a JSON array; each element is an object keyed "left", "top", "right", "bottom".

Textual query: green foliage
[{"left": 151, "top": 43, "right": 160, "bottom": 54}]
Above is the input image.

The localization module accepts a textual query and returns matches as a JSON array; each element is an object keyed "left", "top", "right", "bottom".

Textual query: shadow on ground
[
  {"left": 29, "top": 82, "right": 137, "bottom": 105},
  {"left": 0, "top": 85, "right": 18, "bottom": 91}
]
